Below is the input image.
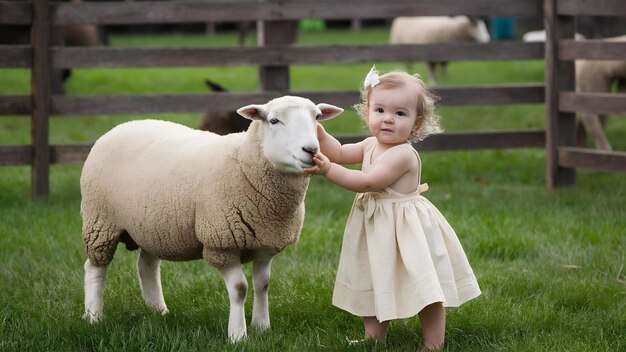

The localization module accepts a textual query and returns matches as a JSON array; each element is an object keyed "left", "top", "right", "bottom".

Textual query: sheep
[
  {"left": 521, "top": 31, "right": 621, "bottom": 150},
  {"left": 61, "top": 0, "right": 105, "bottom": 84},
  {"left": 0, "top": 0, "right": 104, "bottom": 94},
  {"left": 575, "top": 34, "right": 626, "bottom": 150},
  {"left": 80, "top": 95, "right": 343, "bottom": 342},
  {"left": 522, "top": 29, "right": 586, "bottom": 42},
  {"left": 389, "top": 16, "right": 490, "bottom": 84},
  {"left": 60, "top": 24, "right": 101, "bottom": 83},
  {"left": 199, "top": 79, "right": 251, "bottom": 135}
]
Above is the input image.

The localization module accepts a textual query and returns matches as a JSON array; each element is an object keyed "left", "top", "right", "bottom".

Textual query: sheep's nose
[{"left": 302, "top": 146, "right": 318, "bottom": 155}]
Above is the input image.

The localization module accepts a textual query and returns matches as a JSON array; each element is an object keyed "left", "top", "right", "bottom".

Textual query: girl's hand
[{"left": 303, "top": 152, "right": 331, "bottom": 176}]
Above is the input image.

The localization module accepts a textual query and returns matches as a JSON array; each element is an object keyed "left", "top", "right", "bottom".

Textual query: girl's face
[{"left": 368, "top": 86, "right": 418, "bottom": 146}]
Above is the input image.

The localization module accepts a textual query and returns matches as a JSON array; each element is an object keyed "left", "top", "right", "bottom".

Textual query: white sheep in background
[
  {"left": 80, "top": 96, "right": 343, "bottom": 342},
  {"left": 522, "top": 29, "right": 586, "bottom": 42},
  {"left": 389, "top": 16, "right": 491, "bottom": 84},
  {"left": 575, "top": 34, "right": 626, "bottom": 150}
]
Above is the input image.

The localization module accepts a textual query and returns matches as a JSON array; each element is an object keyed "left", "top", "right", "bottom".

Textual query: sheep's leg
[
  {"left": 426, "top": 62, "right": 438, "bottom": 86},
  {"left": 251, "top": 256, "right": 273, "bottom": 330},
  {"left": 440, "top": 61, "right": 449, "bottom": 81},
  {"left": 83, "top": 259, "right": 108, "bottom": 323},
  {"left": 581, "top": 113, "right": 612, "bottom": 150},
  {"left": 219, "top": 263, "right": 248, "bottom": 342},
  {"left": 576, "top": 115, "right": 588, "bottom": 147},
  {"left": 137, "top": 249, "right": 169, "bottom": 315}
]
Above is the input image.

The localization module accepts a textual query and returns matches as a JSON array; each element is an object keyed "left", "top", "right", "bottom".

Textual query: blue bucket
[{"left": 491, "top": 17, "right": 516, "bottom": 40}]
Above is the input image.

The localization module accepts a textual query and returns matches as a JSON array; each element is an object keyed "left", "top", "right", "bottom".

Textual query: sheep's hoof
[
  {"left": 251, "top": 321, "right": 271, "bottom": 332},
  {"left": 228, "top": 332, "right": 247, "bottom": 343},
  {"left": 83, "top": 311, "right": 102, "bottom": 324},
  {"left": 160, "top": 308, "right": 170, "bottom": 316}
]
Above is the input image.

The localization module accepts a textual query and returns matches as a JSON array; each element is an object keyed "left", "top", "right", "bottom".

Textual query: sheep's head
[
  {"left": 237, "top": 96, "right": 343, "bottom": 173},
  {"left": 469, "top": 17, "right": 490, "bottom": 43}
]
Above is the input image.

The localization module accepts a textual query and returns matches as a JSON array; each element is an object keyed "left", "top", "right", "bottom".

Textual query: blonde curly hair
[{"left": 354, "top": 70, "right": 442, "bottom": 142}]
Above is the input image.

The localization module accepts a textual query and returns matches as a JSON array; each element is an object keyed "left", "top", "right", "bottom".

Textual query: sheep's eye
[{"left": 269, "top": 118, "right": 280, "bottom": 125}]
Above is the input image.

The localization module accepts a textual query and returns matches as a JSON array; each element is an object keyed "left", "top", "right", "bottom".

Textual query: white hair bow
[{"left": 364, "top": 65, "right": 380, "bottom": 89}]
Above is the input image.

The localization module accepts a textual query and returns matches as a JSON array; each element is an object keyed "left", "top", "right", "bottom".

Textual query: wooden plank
[
  {"left": 0, "top": 144, "right": 93, "bottom": 165},
  {"left": 0, "top": 96, "right": 32, "bottom": 115},
  {"left": 51, "top": 92, "right": 282, "bottom": 115},
  {"left": 34, "top": 129, "right": 548, "bottom": 167},
  {"left": 51, "top": 143, "right": 92, "bottom": 163},
  {"left": 339, "top": 129, "right": 545, "bottom": 150},
  {"left": 559, "top": 147, "right": 626, "bottom": 173},
  {"left": 257, "top": 20, "right": 297, "bottom": 92},
  {"left": 49, "top": 85, "right": 543, "bottom": 115},
  {"left": 51, "top": 42, "right": 544, "bottom": 68},
  {"left": 30, "top": 0, "right": 51, "bottom": 198},
  {"left": 559, "top": 40, "right": 626, "bottom": 61},
  {"left": 416, "top": 129, "right": 545, "bottom": 151},
  {"left": 559, "top": 92, "right": 626, "bottom": 115},
  {"left": 0, "top": 145, "right": 32, "bottom": 166},
  {"left": 544, "top": 0, "right": 577, "bottom": 190},
  {"left": 434, "top": 84, "right": 544, "bottom": 105},
  {"left": 0, "top": 2, "right": 32, "bottom": 25},
  {"left": 0, "top": 45, "right": 31, "bottom": 67},
  {"left": 557, "top": 0, "right": 626, "bottom": 16},
  {"left": 51, "top": 1, "right": 542, "bottom": 25}
]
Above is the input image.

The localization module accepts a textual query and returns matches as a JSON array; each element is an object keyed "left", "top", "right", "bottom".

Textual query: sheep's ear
[
  {"left": 467, "top": 16, "right": 482, "bottom": 25},
  {"left": 316, "top": 103, "right": 344, "bottom": 121},
  {"left": 237, "top": 104, "right": 268, "bottom": 121}
]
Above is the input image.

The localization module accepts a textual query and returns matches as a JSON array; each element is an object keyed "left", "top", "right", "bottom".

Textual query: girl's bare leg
[
  {"left": 364, "top": 316, "right": 390, "bottom": 341},
  {"left": 418, "top": 302, "right": 446, "bottom": 351}
]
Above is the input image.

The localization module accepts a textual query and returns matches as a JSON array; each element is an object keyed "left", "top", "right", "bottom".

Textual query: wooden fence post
[
  {"left": 257, "top": 19, "right": 298, "bottom": 92},
  {"left": 30, "top": 0, "right": 51, "bottom": 198},
  {"left": 544, "top": 0, "right": 576, "bottom": 190}
]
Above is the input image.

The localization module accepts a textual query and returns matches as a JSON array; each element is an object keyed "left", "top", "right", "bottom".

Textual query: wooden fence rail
[{"left": 0, "top": 0, "right": 624, "bottom": 197}]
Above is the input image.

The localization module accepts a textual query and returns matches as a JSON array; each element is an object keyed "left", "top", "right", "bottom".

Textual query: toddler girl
[{"left": 305, "top": 66, "right": 481, "bottom": 351}]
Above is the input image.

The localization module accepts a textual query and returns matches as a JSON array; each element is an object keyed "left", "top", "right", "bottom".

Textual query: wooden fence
[
  {"left": 544, "top": 0, "right": 626, "bottom": 189},
  {"left": 0, "top": 0, "right": 624, "bottom": 197}
]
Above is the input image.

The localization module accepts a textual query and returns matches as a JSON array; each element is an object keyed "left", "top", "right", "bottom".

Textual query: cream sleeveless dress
[{"left": 332, "top": 142, "right": 481, "bottom": 322}]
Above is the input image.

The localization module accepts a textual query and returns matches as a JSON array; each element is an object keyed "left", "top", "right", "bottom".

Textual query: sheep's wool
[{"left": 81, "top": 119, "right": 308, "bottom": 268}]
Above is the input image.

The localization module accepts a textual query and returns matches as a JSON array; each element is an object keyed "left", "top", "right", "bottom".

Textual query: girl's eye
[
  {"left": 269, "top": 118, "right": 280, "bottom": 125},
  {"left": 397, "top": 111, "right": 405, "bottom": 116},
  {"left": 376, "top": 108, "right": 384, "bottom": 113}
]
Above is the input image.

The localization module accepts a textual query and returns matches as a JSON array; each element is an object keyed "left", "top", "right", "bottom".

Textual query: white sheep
[
  {"left": 389, "top": 16, "right": 490, "bottom": 84},
  {"left": 575, "top": 34, "right": 626, "bottom": 150},
  {"left": 522, "top": 29, "right": 586, "bottom": 42},
  {"left": 80, "top": 95, "right": 343, "bottom": 342}
]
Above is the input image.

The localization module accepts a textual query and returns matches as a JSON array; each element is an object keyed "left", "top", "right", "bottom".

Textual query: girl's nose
[{"left": 383, "top": 113, "right": 394, "bottom": 123}]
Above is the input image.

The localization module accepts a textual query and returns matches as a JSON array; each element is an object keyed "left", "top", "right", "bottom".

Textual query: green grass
[{"left": 1, "top": 28, "right": 625, "bottom": 351}]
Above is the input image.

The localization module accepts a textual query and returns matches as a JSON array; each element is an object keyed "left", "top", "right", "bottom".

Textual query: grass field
[{"left": 1, "top": 28, "right": 625, "bottom": 351}]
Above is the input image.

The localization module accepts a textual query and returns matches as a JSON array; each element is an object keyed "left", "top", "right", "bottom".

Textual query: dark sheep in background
[{"left": 199, "top": 80, "right": 251, "bottom": 135}]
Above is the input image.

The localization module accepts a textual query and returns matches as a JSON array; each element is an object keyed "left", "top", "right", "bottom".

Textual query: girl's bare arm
[
  {"left": 317, "top": 123, "right": 367, "bottom": 164},
  {"left": 307, "top": 147, "right": 414, "bottom": 193}
]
